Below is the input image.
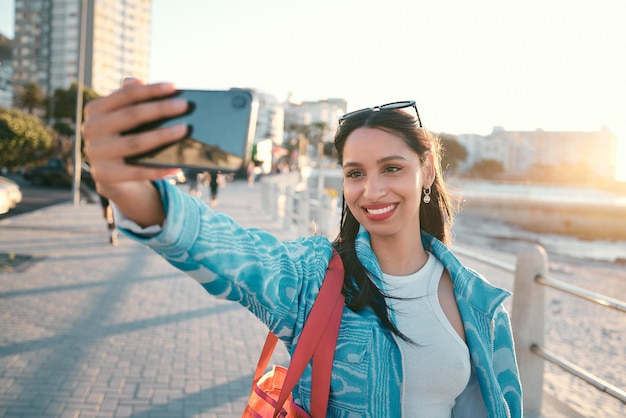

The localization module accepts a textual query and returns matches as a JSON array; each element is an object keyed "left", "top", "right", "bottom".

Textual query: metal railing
[
  {"left": 261, "top": 173, "right": 338, "bottom": 238},
  {"left": 455, "top": 245, "right": 626, "bottom": 415}
]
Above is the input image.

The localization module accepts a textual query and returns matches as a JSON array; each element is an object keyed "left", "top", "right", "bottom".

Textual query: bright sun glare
[{"left": 617, "top": 139, "right": 626, "bottom": 182}]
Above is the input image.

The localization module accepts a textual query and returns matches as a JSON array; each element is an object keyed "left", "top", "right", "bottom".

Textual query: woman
[{"left": 82, "top": 79, "right": 522, "bottom": 417}]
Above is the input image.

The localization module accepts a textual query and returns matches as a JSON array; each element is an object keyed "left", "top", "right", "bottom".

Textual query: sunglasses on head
[{"left": 338, "top": 100, "right": 422, "bottom": 128}]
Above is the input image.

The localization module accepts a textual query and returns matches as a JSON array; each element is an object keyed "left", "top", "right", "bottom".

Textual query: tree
[
  {"left": 323, "top": 141, "right": 337, "bottom": 159},
  {"left": 287, "top": 121, "right": 328, "bottom": 161},
  {"left": 0, "top": 107, "right": 57, "bottom": 169},
  {"left": 14, "top": 83, "right": 44, "bottom": 114},
  {"left": 44, "top": 83, "right": 100, "bottom": 122},
  {"left": 468, "top": 159, "right": 504, "bottom": 179},
  {"left": 308, "top": 122, "right": 327, "bottom": 147},
  {"left": 44, "top": 83, "right": 100, "bottom": 137},
  {"left": 439, "top": 133, "right": 468, "bottom": 173}
]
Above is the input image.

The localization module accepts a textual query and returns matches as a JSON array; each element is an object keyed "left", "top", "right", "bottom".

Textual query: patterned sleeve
[{"left": 117, "top": 180, "right": 334, "bottom": 342}]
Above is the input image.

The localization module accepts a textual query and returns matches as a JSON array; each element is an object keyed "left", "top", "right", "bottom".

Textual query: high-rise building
[
  {"left": 12, "top": 0, "right": 151, "bottom": 101},
  {"left": 0, "top": 33, "right": 12, "bottom": 108}
]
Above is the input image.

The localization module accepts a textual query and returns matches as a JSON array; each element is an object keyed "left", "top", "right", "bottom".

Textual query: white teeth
[{"left": 366, "top": 205, "right": 395, "bottom": 215}]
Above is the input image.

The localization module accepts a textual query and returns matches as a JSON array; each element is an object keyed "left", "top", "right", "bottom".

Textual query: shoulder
[{"left": 422, "top": 231, "right": 511, "bottom": 314}]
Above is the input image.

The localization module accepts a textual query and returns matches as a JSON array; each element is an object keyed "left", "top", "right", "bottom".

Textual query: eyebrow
[{"left": 343, "top": 155, "right": 408, "bottom": 168}]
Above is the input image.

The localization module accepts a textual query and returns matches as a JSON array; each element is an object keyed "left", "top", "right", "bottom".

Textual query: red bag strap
[
  {"left": 251, "top": 332, "right": 280, "bottom": 387},
  {"left": 276, "top": 251, "right": 344, "bottom": 416},
  {"left": 250, "top": 250, "right": 345, "bottom": 417},
  {"left": 308, "top": 295, "right": 344, "bottom": 417}
]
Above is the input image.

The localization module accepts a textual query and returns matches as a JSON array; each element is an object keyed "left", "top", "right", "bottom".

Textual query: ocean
[{"left": 450, "top": 180, "right": 626, "bottom": 264}]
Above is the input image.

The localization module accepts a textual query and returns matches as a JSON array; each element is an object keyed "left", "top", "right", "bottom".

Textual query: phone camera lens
[{"left": 232, "top": 95, "right": 247, "bottom": 108}]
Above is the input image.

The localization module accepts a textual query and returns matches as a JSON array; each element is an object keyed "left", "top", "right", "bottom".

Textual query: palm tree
[
  {"left": 14, "top": 83, "right": 44, "bottom": 114},
  {"left": 288, "top": 121, "right": 328, "bottom": 159}
]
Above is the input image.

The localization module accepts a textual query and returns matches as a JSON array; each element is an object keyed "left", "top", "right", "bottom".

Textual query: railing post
[
  {"left": 277, "top": 189, "right": 286, "bottom": 220},
  {"left": 315, "top": 193, "right": 337, "bottom": 238},
  {"left": 296, "top": 190, "right": 310, "bottom": 237},
  {"left": 511, "top": 244, "right": 548, "bottom": 417},
  {"left": 284, "top": 189, "right": 294, "bottom": 231},
  {"left": 270, "top": 183, "right": 281, "bottom": 221},
  {"left": 260, "top": 177, "right": 269, "bottom": 209}
]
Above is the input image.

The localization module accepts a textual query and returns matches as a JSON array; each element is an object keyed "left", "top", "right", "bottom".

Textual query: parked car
[
  {"left": 0, "top": 176, "right": 22, "bottom": 214},
  {"left": 0, "top": 189, "right": 10, "bottom": 215},
  {"left": 23, "top": 158, "right": 72, "bottom": 186}
]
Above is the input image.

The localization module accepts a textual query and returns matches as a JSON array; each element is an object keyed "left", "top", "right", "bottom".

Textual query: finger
[
  {"left": 84, "top": 82, "right": 177, "bottom": 121},
  {"left": 83, "top": 94, "right": 188, "bottom": 139},
  {"left": 91, "top": 161, "right": 181, "bottom": 184},
  {"left": 86, "top": 123, "right": 187, "bottom": 161},
  {"left": 121, "top": 77, "right": 142, "bottom": 88}
]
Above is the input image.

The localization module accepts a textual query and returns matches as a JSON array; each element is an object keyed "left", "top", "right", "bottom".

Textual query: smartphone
[{"left": 124, "top": 89, "right": 258, "bottom": 172}]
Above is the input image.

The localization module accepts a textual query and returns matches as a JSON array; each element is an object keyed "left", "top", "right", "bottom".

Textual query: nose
[{"left": 363, "top": 175, "right": 387, "bottom": 200}]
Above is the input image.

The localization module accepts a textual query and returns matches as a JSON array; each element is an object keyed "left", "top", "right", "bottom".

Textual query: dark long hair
[{"left": 332, "top": 108, "right": 455, "bottom": 342}]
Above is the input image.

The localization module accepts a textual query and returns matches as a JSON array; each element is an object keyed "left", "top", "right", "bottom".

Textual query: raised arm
[{"left": 82, "top": 79, "right": 188, "bottom": 227}]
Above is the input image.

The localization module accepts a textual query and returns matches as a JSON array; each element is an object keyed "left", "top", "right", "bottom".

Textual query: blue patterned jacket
[{"left": 123, "top": 180, "right": 522, "bottom": 417}]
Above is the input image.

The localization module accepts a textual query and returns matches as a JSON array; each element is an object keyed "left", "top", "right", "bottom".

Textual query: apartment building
[
  {"left": 12, "top": 0, "right": 151, "bottom": 102},
  {"left": 248, "top": 89, "right": 284, "bottom": 174},
  {"left": 282, "top": 96, "right": 347, "bottom": 167},
  {"left": 457, "top": 126, "right": 618, "bottom": 179},
  {"left": 0, "top": 33, "right": 11, "bottom": 108},
  {"left": 284, "top": 96, "right": 347, "bottom": 142}
]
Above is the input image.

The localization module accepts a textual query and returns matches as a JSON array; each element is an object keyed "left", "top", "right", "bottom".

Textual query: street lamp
[{"left": 72, "top": 0, "right": 88, "bottom": 207}]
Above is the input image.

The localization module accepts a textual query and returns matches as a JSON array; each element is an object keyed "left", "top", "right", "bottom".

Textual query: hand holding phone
[{"left": 124, "top": 89, "right": 259, "bottom": 172}]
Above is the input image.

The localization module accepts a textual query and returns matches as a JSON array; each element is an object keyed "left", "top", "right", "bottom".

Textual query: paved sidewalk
[
  {"left": 0, "top": 180, "right": 295, "bottom": 418},
  {"left": 0, "top": 179, "right": 586, "bottom": 417}
]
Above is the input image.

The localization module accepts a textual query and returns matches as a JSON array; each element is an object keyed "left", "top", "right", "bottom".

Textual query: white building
[
  {"left": 248, "top": 89, "right": 284, "bottom": 174},
  {"left": 253, "top": 90, "right": 284, "bottom": 145},
  {"left": 456, "top": 133, "right": 490, "bottom": 172},
  {"left": 456, "top": 126, "right": 618, "bottom": 180},
  {"left": 284, "top": 96, "right": 347, "bottom": 143},
  {"left": 12, "top": 0, "right": 151, "bottom": 100},
  {"left": 283, "top": 96, "right": 347, "bottom": 166}
]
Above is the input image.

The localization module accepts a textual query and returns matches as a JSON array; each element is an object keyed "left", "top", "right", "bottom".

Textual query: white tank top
[{"left": 383, "top": 253, "right": 471, "bottom": 417}]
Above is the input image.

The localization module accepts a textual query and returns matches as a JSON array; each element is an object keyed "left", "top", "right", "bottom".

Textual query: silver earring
[{"left": 423, "top": 187, "right": 431, "bottom": 204}]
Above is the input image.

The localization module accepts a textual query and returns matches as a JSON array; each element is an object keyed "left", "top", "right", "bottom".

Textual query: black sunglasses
[{"left": 338, "top": 100, "right": 422, "bottom": 128}]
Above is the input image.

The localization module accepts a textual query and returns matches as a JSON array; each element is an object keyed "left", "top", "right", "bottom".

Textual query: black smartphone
[{"left": 124, "top": 89, "right": 258, "bottom": 172}]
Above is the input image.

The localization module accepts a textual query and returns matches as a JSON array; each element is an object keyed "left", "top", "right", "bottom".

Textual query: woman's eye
[
  {"left": 345, "top": 170, "right": 363, "bottom": 179},
  {"left": 384, "top": 165, "right": 401, "bottom": 173}
]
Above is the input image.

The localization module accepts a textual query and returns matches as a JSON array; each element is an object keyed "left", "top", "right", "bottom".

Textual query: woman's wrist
[{"left": 101, "top": 180, "right": 166, "bottom": 227}]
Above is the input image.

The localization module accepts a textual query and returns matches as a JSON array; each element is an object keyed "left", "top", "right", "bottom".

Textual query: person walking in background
[
  {"left": 82, "top": 79, "right": 522, "bottom": 417},
  {"left": 99, "top": 194, "right": 118, "bottom": 246},
  {"left": 81, "top": 162, "right": 118, "bottom": 245},
  {"left": 186, "top": 168, "right": 201, "bottom": 197},
  {"left": 209, "top": 171, "right": 220, "bottom": 207},
  {"left": 247, "top": 161, "right": 256, "bottom": 188}
]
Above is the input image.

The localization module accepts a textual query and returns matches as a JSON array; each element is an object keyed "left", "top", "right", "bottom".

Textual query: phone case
[{"left": 124, "top": 89, "right": 258, "bottom": 172}]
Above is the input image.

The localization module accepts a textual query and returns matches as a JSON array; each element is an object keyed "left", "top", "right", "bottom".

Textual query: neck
[{"left": 371, "top": 232, "right": 428, "bottom": 276}]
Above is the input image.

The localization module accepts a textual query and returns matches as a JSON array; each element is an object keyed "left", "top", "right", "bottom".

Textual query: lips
[{"left": 362, "top": 203, "right": 398, "bottom": 221}]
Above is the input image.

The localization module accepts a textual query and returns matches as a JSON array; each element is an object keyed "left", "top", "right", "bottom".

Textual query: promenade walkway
[{"left": 0, "top": 178, "right": 592, "bottom": 417}]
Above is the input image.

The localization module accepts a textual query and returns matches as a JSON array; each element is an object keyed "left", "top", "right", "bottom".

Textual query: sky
[{"left": 1, "top": 0, "right": 625, "bottom": 180}]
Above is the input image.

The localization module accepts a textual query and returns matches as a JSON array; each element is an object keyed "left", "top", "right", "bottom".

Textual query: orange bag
[
  {"left": 243, "top": 251, "right": 345, "bottom": 418},
  {"left": 243, "top": 364, "right": 309, "bottom": 417}
]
